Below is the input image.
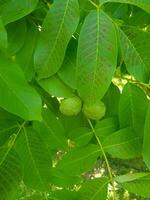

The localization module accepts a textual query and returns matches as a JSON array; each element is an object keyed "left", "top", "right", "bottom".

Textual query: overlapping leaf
[
  {"left": 57, "top": 144, "right": 100, "bottom": 175},
  {"left": 0, "top": 146, "right": 22, "bottom": 200},
  {"left": 15, "top": 127, "right": 51, "bottom": 191},
  {"left": 78, "top": 177, "right": 109, "bottom": 200},
  {"left": 143, "top": 106, "right": 150, "bottom": 170},
  {"left": 103, "top": 127, "right": 142, "bottom": 159},
  {"left": 0, "top": 17, "right": 7, "bottom": 51},
  {"left": 116, "top": 173, "right": 150, "bottom": 198},
  {"left": 0, "top": 56, "right": 42, "bottom": 120},
  {"left": 100, "top": 0, "right": 150, "bottom": 13},
  {"left": 33, "top": 109, "right": 68, "bottom": 150},
  {"left": 16, "top": 22, "right": 38, "bottom": 81},
  {"left": 0, "top": 0, "right": 39, "bottom": 25},
  {"left": 118, "top": 26, "right": 150, "bottom": 82},
  {"left": 38, "top": 75, "right": 74, "bottom": 98},
  {"left": 34, "top": 0, "right": 79, "bottom": 79}
]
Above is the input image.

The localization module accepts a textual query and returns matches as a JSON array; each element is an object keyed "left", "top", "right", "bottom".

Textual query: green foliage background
[{"left": 0, "top": 0, "right": 150, "bottom": 199}]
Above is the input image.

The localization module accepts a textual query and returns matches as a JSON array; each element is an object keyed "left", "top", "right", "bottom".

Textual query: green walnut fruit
[
  {"left": 83, "top": 101, "right": 106, "bottom": 120},
  {"left": 59, "top": 96, "right": 82, "bottom": 116}
]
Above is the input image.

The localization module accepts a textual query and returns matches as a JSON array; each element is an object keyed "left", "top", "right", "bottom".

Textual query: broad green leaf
[
  {"left": 33, "top": 109, "right": 68, "bottom": 150},
  {"left": 119, "top": 83, "right": 148, "bottom": 137},
  {"left": 77, "top": 10, "right": 117, "bottom": 105},
  {"left": 0, "top": 56, "right": 42, "bottom": 121},
  {"left": 38, "top": 75, "right": 74, "bottom": 98},
  {"left": 103, "top": 127, "right": 142, "bottom": 159},
  {"left": 100, "top": 0, "right": 150, "bottom": 13},
  {"left": 79, "top": 177, "right": 108, "bottom": 200},
  {"left": 68, "top": 127, "right": 93, "bottom": 147},
  {"left": 0, "top": 0, "right": 39, "bottom": 25},
  {"left": 0, "top": 16, "right": 7, "bottom": 50},
  {"left": 57, "top": 144, "right": 100, "bottom": 175},
  {"left": 116, "top": 173, "right": 150, "bottom": 198},
  {"left": 34, "top": 0, "right": 80, "bottom": 79},
  {"left": 15, "top": 127, "right": 51, "bottom": 191},
  {"left": 0, "top": 146, "right": 22, "bottom": 200},
  {"left": 95, "top": 117, "right": 119, "bottom": 142},
  {"left": 143, "top": 106, "right": 150, "bottom": 170},
  {"left": 16, "top": 22, "right": 38, "bottom": 81},
  {"left": 118, "top": 26, "right": 150, "bottom": 82},
  {"left": 6, "top": 18, "right": 27, "bottom": 56}
]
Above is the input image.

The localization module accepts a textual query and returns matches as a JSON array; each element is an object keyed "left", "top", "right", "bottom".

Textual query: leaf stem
[
  {"left": 87, "top": 119, "right": 116, "bottom": 200},
  {"left": 88, "top": 0, "right": 99, "bottom": 9}
]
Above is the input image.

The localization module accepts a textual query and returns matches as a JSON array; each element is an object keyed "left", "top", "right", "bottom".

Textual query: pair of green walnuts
[{"left": 59, "top": 96, "right": 106, "bottom": 120}]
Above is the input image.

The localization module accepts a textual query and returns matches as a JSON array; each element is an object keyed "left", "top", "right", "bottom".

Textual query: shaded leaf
[
  {"left": 0, "top": 16, "right": 7, "bottom": 50},
  {"left": 6, "top": 18, "right": 27, "bottom": 56},
  {"left": 16, "top": 22, "right": 38, "bottom": 81}
]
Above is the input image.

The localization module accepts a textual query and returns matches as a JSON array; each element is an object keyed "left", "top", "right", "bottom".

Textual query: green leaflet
[
  {"left": 15, "top": 22, "right": 38, "bottom": 81},
  {"left": 100, "top": 0, "right": 150, "bottom": 14},
  {"left": 102, "top": 83, "right": 120, "bottom": 117},
  {"left": 15, "top": 127, "right": 51, "bottom": 191},
  {"left": 57, "top": 144, "right": 100, "bottom": 175},
  {"left": 119, "top": 83, "right": 148, "bottom": 137},
  {"left": 38, "top": 75, "right": 74, "bottom": 98},
  {"left": 0, "top": 56, "right": 42, "bottom": 121},
  {"left": 0, "top": 146, "right": 22, "bottom": 200},
  {"left": 33, "top": 108, "right": 68, "bottom": 150},
  {"left": 78, "top": 177, "right": 109, "bottom": 200},
  {"left": 118, "top": 26, "right": 150, "bottom": 82},
  {"left": 34, "top": 0, "right": 80, "bottom": 79},
  {"left": 76, "top": 10, "right": 117, "bottom": 105},
  {"left": 116, "top": 173, "right": 150, "bottom": 198},
  {"left": 143, "top": 106, "right": 150, "bottom": 170},
  {"left": 58, "top": 38, "right": 77, "bottom": 89},
  {"left": 0, "top": 121, "right": 19, "bottom": 146},
  {"left": 6, "top": 18, "right": 27, "bottom": 56},
  {"left": 103, "top": 127, "right": 142, "bottom": 159},
  {"left": 0, "top": 0, "right": 39, "bottom": 25},
  {"left": 95, "top": 117, "right": 119, "bottom": 142},
  {"left": 68, "top": 127, "right": 93, "bottom": 147},
  {"left": 50, "top": 168, "right": 81, "bottom": 187},
  {"left": 0, "top": 16, "right": 7, "bottom": 51}
]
